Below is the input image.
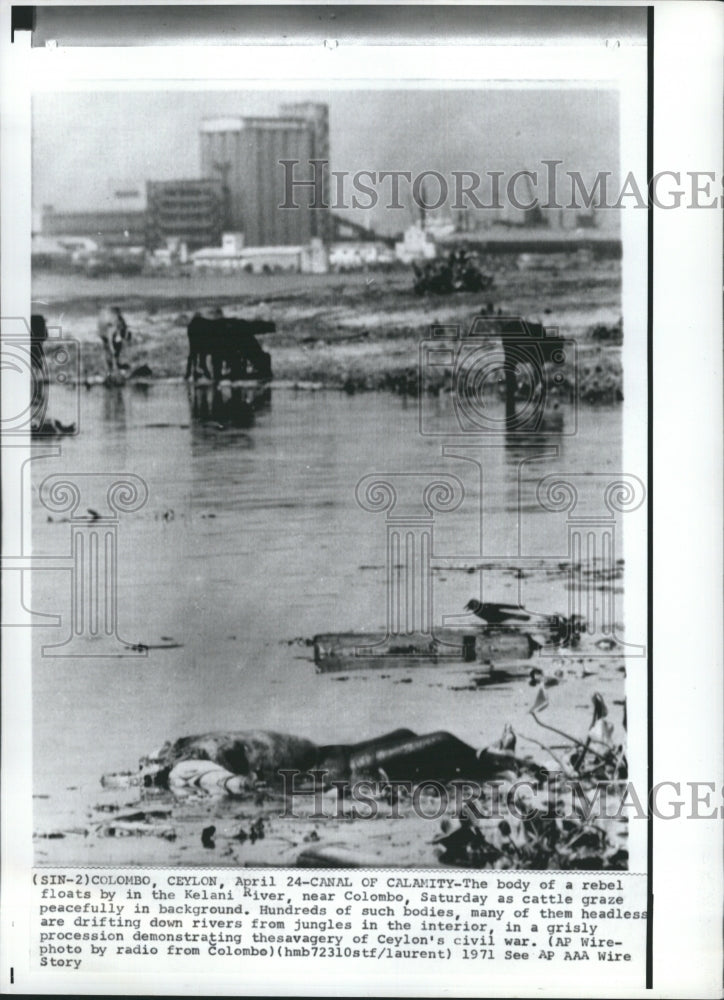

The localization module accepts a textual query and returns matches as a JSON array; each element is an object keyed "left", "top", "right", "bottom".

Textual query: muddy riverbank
[{"left": 33, "top": 258, "right": 623, "bottom": 402}]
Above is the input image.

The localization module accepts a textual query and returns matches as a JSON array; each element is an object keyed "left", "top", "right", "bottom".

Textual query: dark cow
[{"left": 185, "top": 315, "right": 275, "bottom": 382}]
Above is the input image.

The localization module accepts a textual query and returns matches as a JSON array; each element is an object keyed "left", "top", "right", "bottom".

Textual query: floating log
[{"left": 313, "top": 629, "right": 537, "bottom": 674}]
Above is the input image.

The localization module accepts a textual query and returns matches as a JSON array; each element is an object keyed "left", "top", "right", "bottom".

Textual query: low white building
[
  {"left": 192, "top": 237, "right": 328, "bottom": 274},
  {"left": 394, "top": 224, "right": 437, "bottom": 263},
  {"left": 221, "top": 232, "right": 245, "bottom": 253},
  {"left": 329, "top": 241, "right": 397, "bottom": 271}
]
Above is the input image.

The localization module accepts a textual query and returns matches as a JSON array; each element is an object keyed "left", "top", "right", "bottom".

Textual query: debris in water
[
  {"left": 434, "top": 812, "right": 500, "bottom": 867},
  {"left": 498, "top": 723, "right": 517, "bottom": 752},
  {"left": 297, "top": 844, "right": 380, "bottom": 868},
  {"left": 101, "top": 770, "right": 141, "bottom": 790},
  {"left": 97, "top": 819, "right": 176, "bottom": 840},
  {"left": 596, "top": 637, "right": 618, "bottom": 650}
]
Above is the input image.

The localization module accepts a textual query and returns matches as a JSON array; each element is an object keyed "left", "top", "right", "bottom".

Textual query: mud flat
[{"left": 33, "top": 258, "right": 622, "bottom": 401}]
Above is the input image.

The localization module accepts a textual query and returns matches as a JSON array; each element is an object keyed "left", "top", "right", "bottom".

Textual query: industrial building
[
  {"left": 40, "top": 204, "right": 147, "bottom": 247},
  {"left": 38, "top": 103, "right": 337, "bottom": 257},
  {"left": 200, "top": 102, "right": 330, "bottom": 247},
  {"left": 146, "top": 178, "right": 224, "bottom": 250},
  {"left": 278, "top": 102, "right": 332, "bottom": 243}
]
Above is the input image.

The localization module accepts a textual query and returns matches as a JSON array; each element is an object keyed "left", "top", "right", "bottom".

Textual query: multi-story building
[
  {"left": 278, "top": 102, "right": 331, "bottom": 243},
  {"left": 199, "top": 103, "right": 330, "bottom": 247},
  {"left": 146, "top": 178, "right": 224, "bottom": 250}
]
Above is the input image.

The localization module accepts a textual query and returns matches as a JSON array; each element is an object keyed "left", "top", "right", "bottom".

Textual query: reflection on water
[
  {"left": 102, "top": 385, "right": 127, "bottom": 426},
  {"left": 189, "top": 382, "right": 272, "bottom": 430},
  {"left": 31, "top": 384, "right": 620, "bottom": 794}
]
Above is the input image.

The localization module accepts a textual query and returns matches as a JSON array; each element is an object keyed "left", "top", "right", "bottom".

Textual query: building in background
[
  {"left": 41, "top": 204, "right": 147, "bottom": 247},
  {"left": 278, "top": 102, "right": 332, "bottom": 244},
  {"left": 40, "top": 179, "right": 147, "bottom": 247},
  {"left": 192, "top": 235, "right": 328, "bottom": 274},
  {"left": 395, "top": 224, "right": 437, "bottom": 263},
  {"left": 146, "top": 178, "right": 224, "bottom": 250},
  {"left": 200, "top": 103, "right": 330, "bottom": 247},
  {"left": 38, "top": 106, "right": 335, "bottom": 255}
]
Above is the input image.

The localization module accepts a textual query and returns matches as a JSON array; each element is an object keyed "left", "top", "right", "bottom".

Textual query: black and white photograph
[
  {"left": 1, "top": 3, "right": 721, "bottom": 996},
  {"left": 29, "top": 81, "right": 639, "bottom": 869}
]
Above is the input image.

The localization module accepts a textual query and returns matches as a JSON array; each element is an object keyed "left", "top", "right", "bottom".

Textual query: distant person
[{"left": 98, "top": 305, "right": 131, "bottom": 373}]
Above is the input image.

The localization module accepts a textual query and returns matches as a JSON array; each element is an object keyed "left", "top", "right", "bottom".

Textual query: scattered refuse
[
  {"left": 296, "top": 844, "right": 381, "bottom": 868},
  {"left": 595, "top": 637, "right": 618, "bottom": 650},
  {"left": 249, "top": 817, "right": 265, "bottom": 843},
  {"left": 123, "top": 641, "right": 184, "bottom": 651},
  {"left": 412, "top": 251, "right": 494, "bottom": 295},
  {"left": 434, "top": 812, "right": 501, "bottom": 867},
  {"left": 589, "top": 317, "right": 623, "bottom": 344},
  {"left": 313, "top": 603, "right": 585, "bottom": 674},
  {"left": 313, "top": 629, "right": 537, "bottom": 673},
  {"left": 96, "top": 815, "right": 176, "bottom": 840},
  {"left": 100, "top": 770, "right": 142, "bottom": 790}
]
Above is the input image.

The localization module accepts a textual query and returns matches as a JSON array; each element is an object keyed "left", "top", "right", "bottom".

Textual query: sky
[{"left": 32, "top": 87, "right": 621, "bottom": 233}]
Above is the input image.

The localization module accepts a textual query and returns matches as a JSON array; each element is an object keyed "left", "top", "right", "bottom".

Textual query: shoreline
[{"left": 35, "top": 260, "right": 623, "bottom": 401}]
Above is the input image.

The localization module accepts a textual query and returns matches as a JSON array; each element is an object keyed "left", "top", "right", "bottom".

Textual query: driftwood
[{"left": 313, "top": 630, "right": 537, "bottom": 673}]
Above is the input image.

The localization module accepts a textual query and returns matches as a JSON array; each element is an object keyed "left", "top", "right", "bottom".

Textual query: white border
[{"left": 2, "top": 4, "right": 722, "bottom": 997}]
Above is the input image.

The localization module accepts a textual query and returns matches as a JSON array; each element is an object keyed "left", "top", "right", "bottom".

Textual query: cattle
[
  {"left": 98, "top": 305, "right": 131, "bottom": 372},
  {"left": 185, "top": 315, "right": 275, "bottom": 382}
]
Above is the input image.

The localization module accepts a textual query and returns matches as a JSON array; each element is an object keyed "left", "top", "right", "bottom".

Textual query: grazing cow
[
  {"left": 185, "top": 315, "right": 275, "bottom": 382},
  {"left": 98, "top": 305, "right": 131, "bottom": 373}
]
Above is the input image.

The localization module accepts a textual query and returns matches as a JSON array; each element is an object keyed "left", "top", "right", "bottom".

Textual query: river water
[{"left": 32, "top": 384, "right": 621, "bottom": 824}]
